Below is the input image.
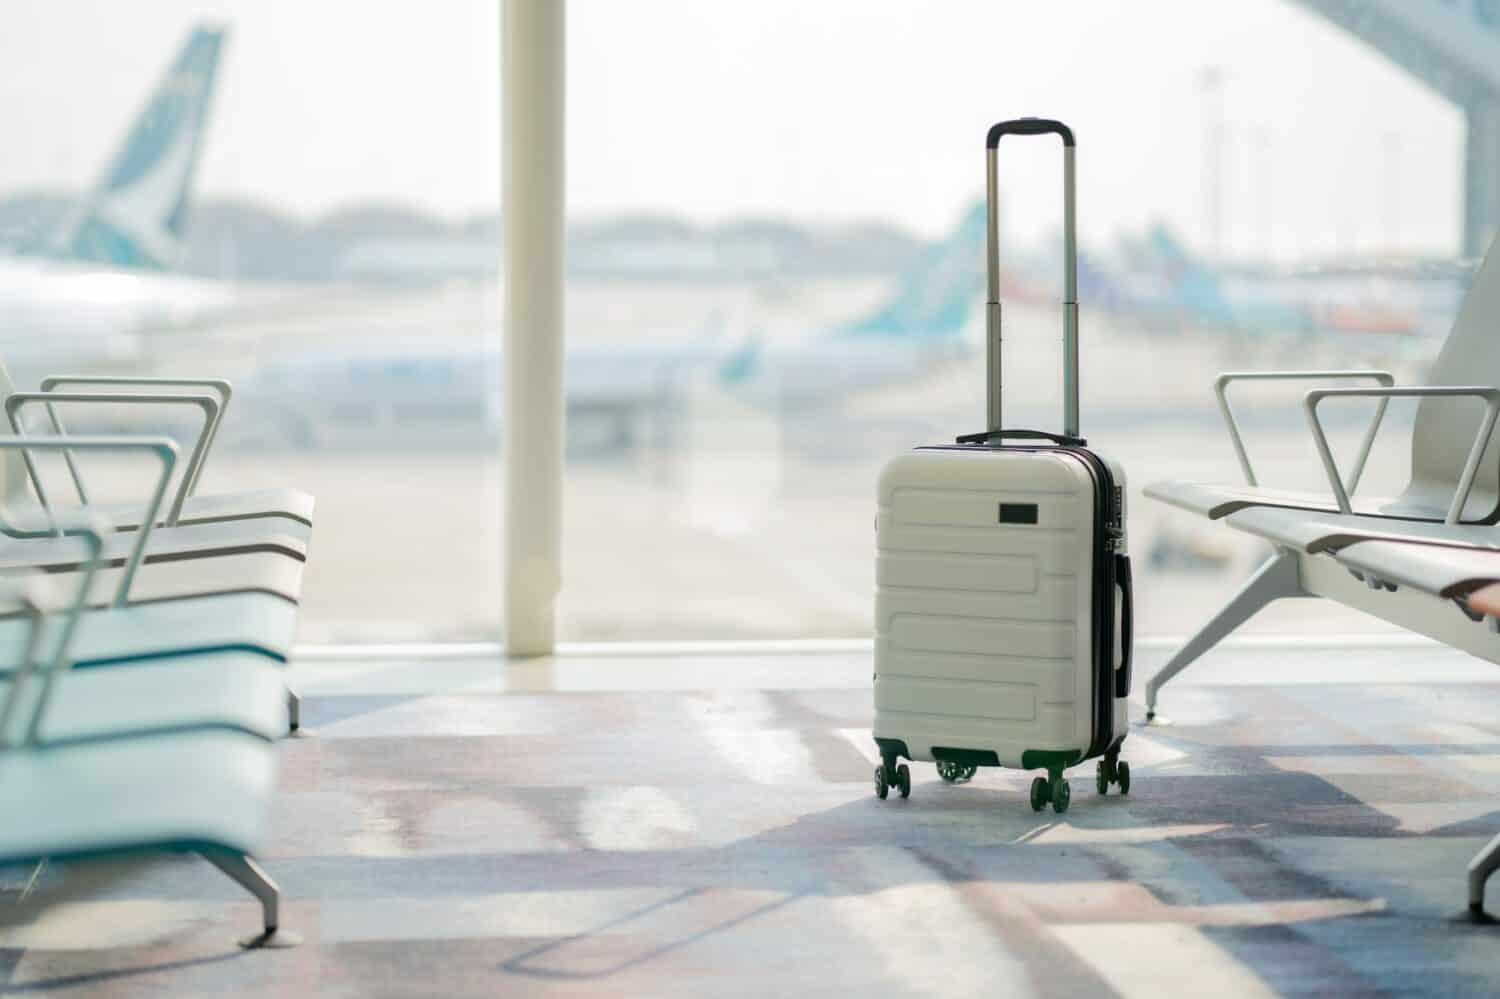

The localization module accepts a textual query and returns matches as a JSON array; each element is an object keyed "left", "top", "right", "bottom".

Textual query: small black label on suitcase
[{"left": 999, "top": 503, "right": 1038, "bottom": 524}]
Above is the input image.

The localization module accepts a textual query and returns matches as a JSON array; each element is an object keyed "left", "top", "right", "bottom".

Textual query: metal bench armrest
[
  {"left": 7, "top": 392, "right": 216, "bottom": 526},
  {"left": 39, "top": 377, "right": 231, "bottom": 498},
  {"left": 1303, "top": 385, "right": 1500, "bottom": 525},
  {"left": 0, "top": 576, "right": 59, "bottom": 749},
  {"left": 0, "top": 515, "right": 113, "bottom": 748},
  {"left": 1215, "top": 371, "right": 1395, "bottom": 488},
  {"left": 0, "top": 437, "right": 178, "bottom": 609}
]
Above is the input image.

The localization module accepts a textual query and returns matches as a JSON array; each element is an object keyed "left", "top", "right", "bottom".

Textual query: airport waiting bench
[
  {"left": 0, "top": 406, "right": 314, "bottom": 946},
  {"left": 0, "top": 371, "right": 315, "bottom": 537},
  {"left": 0, "top": 367, "right": 315, "bottom": 611},
  {"left": 0, "top": 543, "right": 297, "bottom": 947},
  {"left": 0, "top": 431, "right": 310, "bottom": 725},
  {"left": 1145, "top": 233, "right": 1500, "bottom": 917}
]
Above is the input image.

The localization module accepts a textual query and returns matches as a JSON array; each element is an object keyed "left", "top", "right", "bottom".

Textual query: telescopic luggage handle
[
  {"left": 956, "top": 428, "right": 1085, "bottom": 448},
  {"left": 984, "top": 117, "right": 1078, "bottom": 439},
  {"left": 986, "top": 118, "right": 1075, "bottom": 147}
]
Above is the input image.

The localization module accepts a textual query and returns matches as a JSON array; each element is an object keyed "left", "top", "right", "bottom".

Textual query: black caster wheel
[
  {"left": 937, "top": 762, "right": 978, "bottom": 784},
  {"left": 1096, "top": 760, "right": 1110, "bottom": 795},
  {"left": 896, "top": 763, "right": 911, "bottom": 799},
  {"left": 1052, "top": 778, "right": 1071, "bottom": 814},
  {"left": 873, "top": 765, "right": 889, "bottom": 800},
  {"left": 1116, "top": 760, "right": 1131, "bottom": 795},
  {"left": 1029, "top": 775, "right": 1050, "bottom": 812}
]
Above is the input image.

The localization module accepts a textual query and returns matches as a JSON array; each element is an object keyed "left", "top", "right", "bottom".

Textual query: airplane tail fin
[
  {"left": 49, "top": 25, "right": 228, "bottom": 271},
  {"left": 1144, "top": 222, "right": 1233, "bottom": 319},
  {"left": 836, "top": 201, "right": 985, "bottom": 340},
  {"left": 1147, "top": 224, "right": 1219, "bottom": 289}
]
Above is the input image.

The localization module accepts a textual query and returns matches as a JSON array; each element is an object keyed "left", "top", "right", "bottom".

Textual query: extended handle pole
[
  {"left": 983, "top": 118, "right": 1079, "bottom": 439},
  {"left": 1063, "top": 142, "right": 1078, "bottom": 438},
  {"left": 986, "top": 146, "right": 1002, "bottom": 435}
]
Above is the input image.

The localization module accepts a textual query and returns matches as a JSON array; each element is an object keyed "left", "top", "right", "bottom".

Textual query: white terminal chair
[
  {"left": 1145, "top": 233, "right": 1500, "bottom": 916},
  {"left": 0, "top": 574, "right": 294, "bottom": 948},
  {"left": 0, "top": 383, "right": 311, "bottom": 605},
  {"left": 0, "top": 370, "right": 313, "bottom": 537},
  {"left": 0, "top": 437, "right": 305, "bottom": 725}
]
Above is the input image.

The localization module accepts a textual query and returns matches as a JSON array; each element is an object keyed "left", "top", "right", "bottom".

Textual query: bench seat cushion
[
  {"left": 1143, "top": 479, "right": 1454, "bottom": 522},
  {"left": 39, "top": 549, "right": 305, "bottom": 607},
  {"left": 0, "top": 519, "right": 308, "bottom": 569},
  {"left": 1333, "top": 540, "right": 1500, "bottom": 598},
  {"left": 1223, "top": 505, "right": 1500, "bottom": 554},
  {"left": 1, "top": 651, "right": 289, "bottom": 745},
  {"left": 0, "top": 728, "right": 275, "bottom": 863},
  {"left": 1, "top": 488, "right": 315, "bottom": 538},
  {"left": 0, "top": 591, "right": 299, "bottom": 667},
  {"left": 1145, "top": 480, "right": 1345, "bottom": 519}
]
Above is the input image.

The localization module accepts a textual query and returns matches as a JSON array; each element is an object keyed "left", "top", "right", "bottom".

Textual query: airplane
[
  {"left": 1080, "top": 223, "right": 1468, "bottom": 350},
  {"left": 231, "top": 203, "right": 989, "bottom": 452},
  {"left": 713, "top": 202, "right": 984, "bottom": 407},
  {"left": 1075, "top": 225, "right": 1310, "bottom": 336},
  {"left": 0, "top": 25, "right": 233, "bottom": 377}
]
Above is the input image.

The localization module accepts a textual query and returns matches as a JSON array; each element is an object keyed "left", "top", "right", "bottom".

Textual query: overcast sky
[{"left": 0, "top": 1, "right": 1467, "bottom": 258}]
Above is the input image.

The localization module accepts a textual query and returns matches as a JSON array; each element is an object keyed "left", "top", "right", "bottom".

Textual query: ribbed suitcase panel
[
  {"left": 886, "top": 612, "right": 1075, "bottom": 660},
  {"left": 874, "top": 713, "right": 1081, "bottom": 759},
  {"left": 877, "top": 549, "right": 1039, "bottom": 594},
  {"left": 876, "top": 579, "right": 1080, "bottom": 632},
  {"left": 874, "top": 448, "right": 1099, "bottom": 763},
  {"left": 880, "top": 524, "right": 1083, "bottom": 562},
  {"left": 887, "top": 487, "right": 1085, "bottom": 529},
  {"left": 874, "top": 641, "right": 1076, "bottom": 699},
  {"left": 875, "top": 676, "right": 1036, "bottom": 723}
]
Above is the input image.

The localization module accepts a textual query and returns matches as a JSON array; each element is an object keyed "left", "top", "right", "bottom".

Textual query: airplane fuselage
[{"left": 0, "top": 255, "right": 231, "bottom": 370}]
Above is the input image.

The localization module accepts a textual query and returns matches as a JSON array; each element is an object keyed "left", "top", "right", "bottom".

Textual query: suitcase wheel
[
  {"left": 896, "top": 764, "right": 911, "bottom": 799},
  {"left": 936, "top": 762, "right": 977, "bottom": 784},
  {"left": 1031, "top": 773, "right": 1071, "bottom": 813},
  {"left": 1096, "top": 754, "right": 1132, "bottom": 796},
  {"left": 873, "top": 765, "right": 889, "bottom": 800},
  {"left": 1051, "top": 778, "right": 1071, "bottom": 814},
  {"left": 1029, "top": 776, "right": 1050, "bottom": 812}
]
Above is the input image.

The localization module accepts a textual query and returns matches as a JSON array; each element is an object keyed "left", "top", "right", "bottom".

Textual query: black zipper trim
[{"left": 917, "top": 442, "right": 1122, "bottom": 759}]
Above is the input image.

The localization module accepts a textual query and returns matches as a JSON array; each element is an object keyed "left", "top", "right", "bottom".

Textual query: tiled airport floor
[{"left": 4, "top": 644, "right": 1500, "bottom": 996}]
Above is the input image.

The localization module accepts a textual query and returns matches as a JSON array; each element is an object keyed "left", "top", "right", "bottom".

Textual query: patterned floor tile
[{"left": 5, "top": 654, "right": 1500, "bottom": 996}]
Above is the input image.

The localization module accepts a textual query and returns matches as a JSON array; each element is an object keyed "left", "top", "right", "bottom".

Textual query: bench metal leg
[
  {"left": 1469, "top": 830, "right": 1500, "bottom": 919},
  {"left": 199, "top": 848, "right": 302, "bottom": 948},
  {"left": 286, "top": 687, "right": 300, "bottom": 733},
  {"left": 20, "top": 858, "right": 47, "bottom": 899},
  {"left": 1145, "top": 549, "right": 1308, "bottom": 722}
]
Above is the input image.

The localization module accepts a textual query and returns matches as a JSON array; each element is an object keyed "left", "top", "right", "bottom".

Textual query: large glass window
[
  {"left": 0, "top": 3, "right": 502, "bottom": 641},
  {"left": 558, "top": 1, "right": 1470, "bottom": 641},
  {"left": 0, "top": 2, "right": 1478, "bottom": 642}
]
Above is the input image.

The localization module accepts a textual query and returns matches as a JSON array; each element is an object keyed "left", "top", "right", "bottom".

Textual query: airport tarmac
[
  {"left": 164, "top": 423, "right": 1413, "bottom": 644},
  {"left": 26, "top": 279, "right": 1445, "bottom": 644}
]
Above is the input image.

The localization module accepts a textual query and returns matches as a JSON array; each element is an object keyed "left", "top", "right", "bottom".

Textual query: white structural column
[{"left": 502, "top": 0, "right": 565, "bottom": 656}]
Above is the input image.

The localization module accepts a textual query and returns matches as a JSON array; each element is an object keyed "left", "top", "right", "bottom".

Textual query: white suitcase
[{"left": 872, "top": 118, "right": 1134, "bottom": 814}]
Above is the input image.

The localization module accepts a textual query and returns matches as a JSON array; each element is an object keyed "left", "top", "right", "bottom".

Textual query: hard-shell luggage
[{"left": 872, "top": 118, "right": 1135, "bottom": 813}]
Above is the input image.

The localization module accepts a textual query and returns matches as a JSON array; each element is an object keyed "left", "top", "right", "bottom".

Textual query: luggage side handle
[
  {"left": 1115, "top": 554, "right": 1134, "bottom": 698},
  {"left": 956, "top": 429, "right": 1086, "bottom": 448}
]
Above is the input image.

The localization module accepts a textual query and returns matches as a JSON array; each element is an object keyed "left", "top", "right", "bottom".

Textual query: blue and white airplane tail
[
  {"left": 49, "top": 25, "right": 227, "bottom": 271},
  {"left": 1144, "top": 224, "right": 1310, "bottom": 336},
  {"left": 714, "top": 203, "right": 984, "bottom": 400},
  {"left": 1144, "top": 224, "right": 1232, "bottom": 322},
  {"left": 835, "top": 201, "right": 985, "bottom": 341}
]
